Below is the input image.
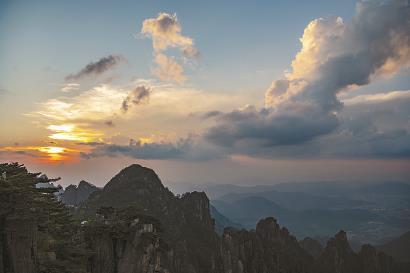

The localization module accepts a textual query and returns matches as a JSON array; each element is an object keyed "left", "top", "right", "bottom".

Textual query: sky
[{"left": 0, "top": 0, "right": 409, "bottom": 189}]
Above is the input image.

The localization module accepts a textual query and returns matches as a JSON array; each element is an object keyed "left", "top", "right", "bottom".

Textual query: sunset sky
[{"left": 1, "top": 0, "right": 409, "bottom": 189}]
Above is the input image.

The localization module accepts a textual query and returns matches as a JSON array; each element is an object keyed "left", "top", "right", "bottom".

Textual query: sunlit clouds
[
  {"left": 47, "top": 124, "right": 103, "bottom": 142},
  {"left": 0, "top": 145, "right": 78, "bottom": 163},
  {"left": 61, "top": 83, "right": 80, "bottom": 93},
  {"left": 141, "top": 12, "right": 199, "bottom": 83},
  {"left": 25, "top": 79, "right": 253, "bottom": 163},
  {"left": 31, "top": 85, "right": 127, "bottom": 122}
]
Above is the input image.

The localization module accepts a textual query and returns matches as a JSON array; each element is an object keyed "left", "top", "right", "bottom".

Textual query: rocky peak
[
  {"left": 300, "top": 237, "right": 323, "bottom": 258},
  {"left": 62, "top": 180, "right": 99, "bottom": 206},
  {"left": 103, "top": 164, "right": 166, "bottom": 193},
  {"left": 180, "top": 191, "right": 214, "bottom": 227},
  {"left": 255, "top": 217, "right": 294, "bottom": 243},
  {"left": 87, "top": 164, "right": 174, "bottom": 210},
  {"left": 327, "top": 230, "right": 353, "bottom": 254},
  {"left": 78, "top": 180, "right": 95, "bottom": 189},
  {"left": 317, "top": 230, "right": 361, "bottom": 273}
]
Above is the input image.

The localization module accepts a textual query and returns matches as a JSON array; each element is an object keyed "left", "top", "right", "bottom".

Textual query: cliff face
[
  {"left": 62, "top": 180, "right": 100, "bottom": 206},
  {"left": 299, "top": 237, "right": 323, "bottom": 258},
  {"left": 221, "top": 217, "right": 314, "bottom": 273},
  {"left": 317, "top": 231, "right": 399, "bottom": 273},
  {"left": 1, "top": 218, "right": 38, "bottom": 273},
  {"left": 85, "top": 211, "right": 172, "bottom": 273}
]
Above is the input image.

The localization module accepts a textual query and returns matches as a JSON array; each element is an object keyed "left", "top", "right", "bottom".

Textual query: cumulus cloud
[
  {"left": 206, "top": 0, "right": 410, "bottom": 152},
  {"left": 152, "top": 53, "right": 186, "bottom": 83},
  {"left": 121, "top": 85, "right": 152, "bottom": 112},
  {"left": 141, "top": 12, "right": 199, "bottom": 82},
  {"left": 65, "top": 55, "right": 126, "bottom": 81}
]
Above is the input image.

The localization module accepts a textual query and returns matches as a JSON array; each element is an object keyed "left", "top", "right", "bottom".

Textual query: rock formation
[{"left": 62, "top": 180, "right": 100, "bottom": 206}]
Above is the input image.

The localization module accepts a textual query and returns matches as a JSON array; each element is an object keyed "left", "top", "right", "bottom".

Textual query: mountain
[
  {"left": 210, "top": 205, "right": 243, "bottom": 234},
  {"left": 216, "top": 189, "right": 366, "bottom": 210},
  {"left": 62, "top": 180, "right": 100, "bottom": 206},
  {"left": 207, "top": 180, "right": 410, "bottom": 245},
  {"left": 378, "top": 231, "right": 410, "bottom": 263},
  {"left": 83, "top": 164, "right": 223, "bottom": 273},
  {"left": 2, "top": 162, "right": 406, "bottom": 273},
  {"left": 299, "top": 237, "right": 323, "bottom": 258},
  {"left": 221, "top": 217, "right": 315, "bottom": 273},
  {"left": 316, "top": 230, "right": 399, "bottom": 273},
  {"left": 212, "top": 196, "right": 287, "bottom": 229},
  {"left": 212, "top": 195, "right": 379, "bottom": 240}
]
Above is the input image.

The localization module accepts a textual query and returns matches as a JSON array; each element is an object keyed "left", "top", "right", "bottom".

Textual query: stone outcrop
[
  {"left": 221, "top": 217, "right": 314, "bottom": 273},
  {"left": 62, "top": 180, "right": 100, "bottom": 206},
  {"left": 85, "top": 209, "right": 171, "bottom": 273},
  {"left": 316, "top": 231, "right": 400, "bottom": 273},
  {"left": 299, "top": 237, "right": 323, "bottom": 258}
]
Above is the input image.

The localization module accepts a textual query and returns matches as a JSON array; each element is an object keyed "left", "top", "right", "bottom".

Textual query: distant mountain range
[{"left": 200, "top": 181, "right": 410, "bottom": 246}]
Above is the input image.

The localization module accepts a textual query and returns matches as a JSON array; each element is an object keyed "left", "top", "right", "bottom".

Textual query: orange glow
[
  {"left": 0, "top": 145, "right": 80, "bottom": 163},
  {"left": 138, "top": 137, "right": 155, "bottom": 145},
  {"left": 47, "top": 124, "right": 102, "bottom": 143}
]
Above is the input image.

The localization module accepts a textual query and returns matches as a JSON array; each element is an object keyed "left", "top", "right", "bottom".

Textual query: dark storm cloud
[
  {"left": 65, "top": 55, "right": 126, "bottom": 81},
  {"left": 121, "top": 86, "right": 151, "bottom": 112},
  {"left": 205, "top": 0, "right": 410, "bottom": 154}
]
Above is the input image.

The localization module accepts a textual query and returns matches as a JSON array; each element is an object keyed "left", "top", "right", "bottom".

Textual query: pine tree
[{"left": 0, "top": 163, "right": 89, "bottom": 273}]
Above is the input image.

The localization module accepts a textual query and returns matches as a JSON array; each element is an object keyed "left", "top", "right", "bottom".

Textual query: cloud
[
  {"left": 0, "top": 145, "right": 78, "bottom": 162},
  {"left": 342, "top": 90, "right": 410, "bottom": 105},
  {"left": 61, "top": 83, "right": 80, "bottom": 92},
  {"left": 206, "top": 90, "right": 410, "bottom": 159},
  {"left": 104, "top": 120, "right": 115, "bottom": 127},
  {"left": 81, "top": 135, "right": 222, "bottom": 160},
  {"left": 121, "top": 85, "right": 152, "bottom": 112},
  {"left": 206, "top": 0, "right": 410, "bottom": 153},
  {"left": 152, "top": 53, "right": 186, "bottom": 83},
  {"left": 141, "top": 12, "right": 199, "bottom": 82},
  {"left": 65, "top": 55, "right": 126, "bottom": 81},
  {"left": 205, "top": 105, "right": 339, "bottom": 147},
  {"left": 30, "top": 84, "right": 127, "bottom": 122}
]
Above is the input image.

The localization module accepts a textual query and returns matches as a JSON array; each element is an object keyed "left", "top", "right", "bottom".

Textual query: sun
[{"left": 39, "top": 146, "right": 65, "bottom": 154}]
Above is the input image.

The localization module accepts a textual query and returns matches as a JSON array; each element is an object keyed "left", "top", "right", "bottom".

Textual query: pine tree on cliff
[{"left": 0, "top": 163, "right": 88, "bottom": 273}]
